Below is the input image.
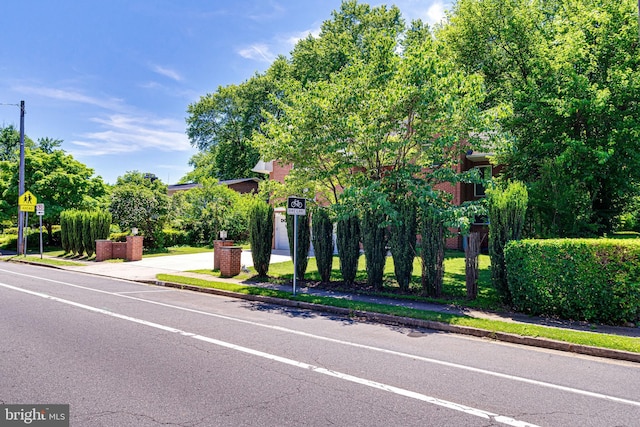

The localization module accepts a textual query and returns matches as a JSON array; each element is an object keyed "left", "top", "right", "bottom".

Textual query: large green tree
[
  {"left": 109, "top": 171, "right": 169, "bottom": 248},
  {"left": 255, "top": 1, "right": 488, "bottom": 287},
  {"left": 185, "top": 58, "right": 289, "bottom": 181},
  {"left": 0, "top": 125, "right": 35, "bottom": 162},
  {"left": 0, "top": 146, "right": 108, "bottom": 242},
  {"left": 440, "top": 0, "right": 640, "bottom": 235},
  {"left": 170, "top": 178, "right": 253, "bottom": 245}
]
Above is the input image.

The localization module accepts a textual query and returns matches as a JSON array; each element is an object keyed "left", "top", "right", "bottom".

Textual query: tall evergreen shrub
[
  {"left": 311, "top": 207, "right": 334, "bottom": 283},
  {"left": 487, "top": 181, "right": 528, "bottom": 303},
  {"left": 420, "top": 208, "right": 445, "bottom": 297},
  {"left": 60, "top": 211, "right": 72, "bottom": 254},
  {"left": 336, "top": 214, "right": 360, "bottom": 286},
  {"left": 389, "top": 199, "right": 417, "bottom": 292},
  {"left": 82, "top": 211, "right": 94, "bottom": 257},
  {"left": 362, "top": 209, "right": 387, "bottom": 290},
  {"left": 287, "top": 213, "right": 310, "bottom": 280},
  {"left": 96, "top": 211, "right": 112, "bottom": 240},
  {"left": 72, "top": 210, "right": 84, "bottom": 256},
  {"left": 249, "top": 200, "right": 274, "bottom": 277}
]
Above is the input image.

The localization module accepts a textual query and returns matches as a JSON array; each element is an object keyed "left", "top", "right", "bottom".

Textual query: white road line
[
  {"left": 2, "top": 267, "right": 640, "bottom": 409},
  {"left": 115, "top": 290, "right": 175, "bottom": 294},
  {"left": 0, "top": 281, "right": 537, "bottom": 427}
]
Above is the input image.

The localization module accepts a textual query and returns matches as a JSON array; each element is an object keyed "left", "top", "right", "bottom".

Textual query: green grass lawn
[
  {"left": 156, "top": 273, "right": 640, "bottom": 354},
  {"left": 238, "top": 252, "right": 501, "bottom": 311},
  {"left": 143, "top": 245, "right": 214, "bottom": 257}
]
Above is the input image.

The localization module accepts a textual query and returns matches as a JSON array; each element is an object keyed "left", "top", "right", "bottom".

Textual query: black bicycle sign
[{"left": 287, "top": 197, "right": 306, "bottom": 216}]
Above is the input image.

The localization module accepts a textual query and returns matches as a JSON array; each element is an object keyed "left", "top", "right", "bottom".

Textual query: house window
[{"left": 474, "top": 165, "right": 492, "bottom": 197}]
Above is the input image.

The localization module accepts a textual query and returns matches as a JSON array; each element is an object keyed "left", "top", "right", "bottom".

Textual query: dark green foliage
[
  {"left": 95, "top": 211, "right": 112, "bottom": 241},
  {"left": 420, "top": 209, "right": 445, "bottom": 297},
  {"left": 72, "top": 211, "right": 84, "bottom": 256},
  {"left": 60, "top": 210, "right": 112, "bottom": 257},
  {"left": 60, "top": 211, "right": 72, "bottom": 254},
  {"left": 442, "top": 0, "right": 640, "bottom": 236},
  {"left": 487, "top": 181, "right": 528, "bottom": 303},
  {"left": 505, "top": 239, "right": 640, "bottom": 324},
  {"left": 286, "top": 213, "right": 311, "bottom": 280},
  {"left": 311, "top": 207, "right": 334, "bottom": 283},
  {"left": 82, "top": 211, "right": 93, "bottom": 257},
  {"left": 389, "top": 200, "right": 417, "bottom": 291},
  {"left": 159, "top": 228, "right": 191, "bottom": 247},
  {"left": 465, "top": 232, "right": 482, "bottom": 300},
  {"left": 362, "top": 209, "right": 387, "bottom": 290},
  {"left": 336, "top": 214, "right": 360, "bottom": 286},
  {"left": 249, "top": 200, "right": 274, "bottom": 277}
]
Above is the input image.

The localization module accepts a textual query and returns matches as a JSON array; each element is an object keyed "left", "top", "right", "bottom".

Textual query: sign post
[
  {"left": 36, "top": 203, "right": 45, "bottom": 259},
  {"left": 287, "top": 197, "right": 306, "bottom": 296},
  {"left": 18, "top": 191, "right": 37, "bottom": 255}
]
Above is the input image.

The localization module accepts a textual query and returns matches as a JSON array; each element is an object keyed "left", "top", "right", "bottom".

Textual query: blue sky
[{"left": 0, "top": 0, "right": 452, "bottom": 185}]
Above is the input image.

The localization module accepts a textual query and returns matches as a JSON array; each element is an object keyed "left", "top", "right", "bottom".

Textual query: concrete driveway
[{"left": 62, "top": 249, "right": 292, "bottom": 281}]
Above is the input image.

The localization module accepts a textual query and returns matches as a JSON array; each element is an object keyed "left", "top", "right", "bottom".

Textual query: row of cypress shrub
[{"left": 60, "top": 210, "right": 111, "bottom": 257}]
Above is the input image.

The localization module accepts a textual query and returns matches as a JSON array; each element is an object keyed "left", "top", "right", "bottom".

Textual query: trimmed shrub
[
  {"left": 71, "top": 211, "right": 84, "bottom": 256},
  {"left": 95, "top": 211, "right": 112, "bottom": 240},
  {"left": 249, "top": 200, "right": 274, "bottom": 277},
  {"left": 311, "top": 207, "right": 334, "bottom": 283},
  {"left": 60, "top": 211, "right": 72, "bottom": 254},
  {"left": 487, "top": 181, "right": 528, "bottom": 303},
  {"left": 389, "top": 200, "right": 417, "bottom": 292},
  {"left": 336, "top": 214, "right": 360, "bottom": 286},
  {"left": 82, "top": 211, "right": 94, "bottom": 257},
  {"left": 505, "top": 239, "right": 640, "bottom": 324},
  {"left": 362, "top": 209, "right": 387, "bottom": 290},
  {"left": 420, "top": 208, "right": 445, "bottom": 297},
  {"left": 287, "top": 213, "right": 311, "bottom": 280},
  {"left": 160, "top": 228, "right": 191, "bottom": 247}
]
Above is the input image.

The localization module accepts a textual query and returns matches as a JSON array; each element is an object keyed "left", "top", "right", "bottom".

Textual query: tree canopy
[
  {"left": 439, "top": 0, "right": 640, "bottom": 235},
  {"left": 185, "top": 57, "right": 290, "bottom": 181},
  {"left": 0, "top": 143, "right": 108, "bottom": 241},
  {"left": 255, "top": 0, "right": 489, "bottom": 217},
  {"left": 109, "top": 171, "right": 169, "bottom": 247}
]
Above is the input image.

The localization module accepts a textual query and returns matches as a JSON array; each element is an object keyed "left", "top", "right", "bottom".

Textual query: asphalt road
[{"left": 1, "top": 262, "right": 639, "bottom": 426}]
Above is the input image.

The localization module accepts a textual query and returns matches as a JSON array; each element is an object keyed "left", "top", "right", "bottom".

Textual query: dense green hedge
[
  {"left": 249, "top": 200, "right": 273, "bottom": 277},
  {"left": 505, "top": 239, "right": 640, "bottom": 324},
  {"left": 61, "top": 210, "right": 111, "bottom": 256}
]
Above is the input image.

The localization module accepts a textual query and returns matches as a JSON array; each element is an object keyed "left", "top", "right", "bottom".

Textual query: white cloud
[
  {"left": 69, "top": 114, "right": 191, "bottom": 156},
  {"left": 237, "top": 43, "right": 277, "bottom": 63},
  {"left": 151, "top": 64, "right": 183, "bottom": 82},
  {"left": 15, "top": 85, "right": 124, "bottom": 110}
]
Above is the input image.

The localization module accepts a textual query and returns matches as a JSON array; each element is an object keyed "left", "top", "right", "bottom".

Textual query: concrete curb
[{"left": 150, "top": 279, "right": 640, "bottom": 364}]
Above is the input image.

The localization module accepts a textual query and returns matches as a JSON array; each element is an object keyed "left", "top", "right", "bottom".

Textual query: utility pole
[{"left": 17, "top": 101, "right": 25, "bottom": 255}]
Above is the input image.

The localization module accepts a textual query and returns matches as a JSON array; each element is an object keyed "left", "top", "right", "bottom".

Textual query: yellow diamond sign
[{"left": 19, "top": 191, "right": 37, "bottom": 212}]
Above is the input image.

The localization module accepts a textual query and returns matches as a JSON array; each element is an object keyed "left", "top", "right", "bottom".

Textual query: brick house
[
  {"left": 167, "top": 178, "right": 259, "bottom": 197},
  {"left": 253, "top": 153, "right": 499, "bottom": 251}
]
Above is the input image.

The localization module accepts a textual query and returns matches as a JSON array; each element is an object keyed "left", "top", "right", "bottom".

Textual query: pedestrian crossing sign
[{"left": 18, "top": 190, "right": 37, "bottom": 212}]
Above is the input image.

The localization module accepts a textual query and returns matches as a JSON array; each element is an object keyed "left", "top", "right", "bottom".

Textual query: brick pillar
[
  {"left": 126, "top": 235, "right": 144, "bottom": 261},
  {"left": 219, "top": 246, "right": 242, "bottom": 277},
  {"left": 213, "top": 240, "right": 234, "bottom": 270},
  {"left": 112, "top": 242, "right": 127, "bottom": 259},
  {"left": 95, "top": 240, "right": 113, "bottom": 262}
]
